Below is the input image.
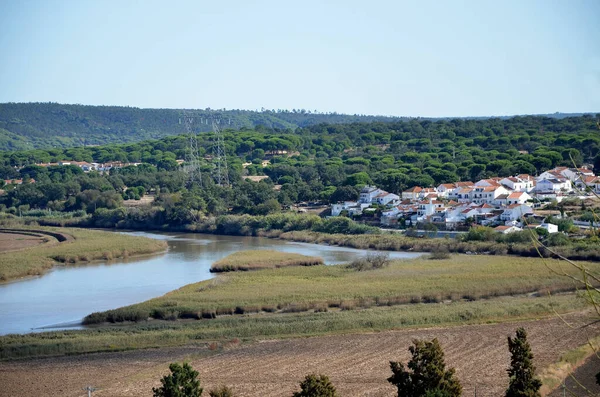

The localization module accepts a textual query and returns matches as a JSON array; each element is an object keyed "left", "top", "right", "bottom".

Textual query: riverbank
[
  {"left": 19, "top": 211, "right": 600, "bottom": 262},
  {"left": 84, "top": 254, "right": 597, "bottom": 324},
  {"left": 0, "top": 227, "right": 168, "bottom": 282}
]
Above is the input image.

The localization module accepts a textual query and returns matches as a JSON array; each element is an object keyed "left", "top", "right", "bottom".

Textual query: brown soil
[
  {"left": 0, "top": 312, "right": 598, "bottom": 397},
  {"left": 0, "top": 232, "right": 47, "bottom": 253}
]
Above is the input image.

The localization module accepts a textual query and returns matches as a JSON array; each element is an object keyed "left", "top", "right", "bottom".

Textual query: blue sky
[{"left": 1, "top": 0, "right": 599, "bottom": 117}]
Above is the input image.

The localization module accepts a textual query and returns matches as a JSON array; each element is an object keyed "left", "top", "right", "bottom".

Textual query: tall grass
[
  {"left": 0, "top": 227, "right": 167, "bottom": 281},
  {"left": 84, "top": 255, "right": 599, "bottom": 324},
  {"left": 1, "top": 294, "right": 585, "bottom": 360},
  {"left": 210, "top": 250, "right": 323, "bottom": 272}
]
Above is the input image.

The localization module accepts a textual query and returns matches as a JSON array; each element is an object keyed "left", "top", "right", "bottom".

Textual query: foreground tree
[
  {"left": 388, "top": 338, "right": 462, "bottom": 397},
  {"left": 292, "top": 374, "right": 338, "bottom": 397},
  {"left": 153, "top": 362, "right": 203, "bottom": 397},
  {"left": 506, "top": 328, "right": 542, "bottom": 397}
]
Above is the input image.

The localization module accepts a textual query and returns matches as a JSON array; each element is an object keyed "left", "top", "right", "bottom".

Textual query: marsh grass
[
  {"left": 210, "top": 250, "right": 323, "bottom": 272},
  {"left": 85, "top": 255, "right": 600, "bottom": 324},
  {"left": 0, "top": 227, "right": 167, "bottom": 281},
  {"left": 0, "top": 294, "right": 586, "bottom": 360}
]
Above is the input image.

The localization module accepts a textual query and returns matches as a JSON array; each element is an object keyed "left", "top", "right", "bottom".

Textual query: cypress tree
[
  {"left": 388, "top": 338, "right": 462, "bottom": 397},
  {"left": 506, "top": 328, "right": 542, "bottom": 397}
]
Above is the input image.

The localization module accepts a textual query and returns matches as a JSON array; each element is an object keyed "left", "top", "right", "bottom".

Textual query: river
[{"left": 0, "top": 231, "right": 423, "bottom": 335}]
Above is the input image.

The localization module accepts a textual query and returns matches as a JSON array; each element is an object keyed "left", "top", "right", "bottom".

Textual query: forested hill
[
  {"left": 1, "top": 103, "right": 596, "bottom": 151},
  {"left": 0, "top": 102, "right": 410, "bottom": 150}
]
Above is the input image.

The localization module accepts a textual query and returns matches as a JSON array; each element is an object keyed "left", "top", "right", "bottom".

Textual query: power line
[
  {"left": 180, "top": 113, "right": 202, "bottom": 188},
  {"left": 212, "top": 119, "right": 229, "bottom": 187}
]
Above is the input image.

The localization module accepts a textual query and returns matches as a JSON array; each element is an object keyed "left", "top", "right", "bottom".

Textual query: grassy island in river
[{"left": 210, "top": 250, "right": 323, "bottom": 272}]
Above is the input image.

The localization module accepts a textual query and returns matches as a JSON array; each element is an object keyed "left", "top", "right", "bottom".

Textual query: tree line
[{"left": 153, "top": 328, "right": 544, "bottom": 397}]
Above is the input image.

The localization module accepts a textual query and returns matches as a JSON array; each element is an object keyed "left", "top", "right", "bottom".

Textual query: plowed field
[{"left": 1, "top": 311, "right": 598, "bottom": 397}]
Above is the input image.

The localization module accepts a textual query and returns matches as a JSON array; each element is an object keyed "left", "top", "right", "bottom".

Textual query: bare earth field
[
  {"left": 0, "top": 232, "right": 46, "bottom": 253},
  {"left": 1, "top": 311, "right": 597, "bottom": 397}
]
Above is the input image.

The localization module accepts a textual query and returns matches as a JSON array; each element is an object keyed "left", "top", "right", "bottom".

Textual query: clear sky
[{"left": 1, "top": 0, "right": 599, "bottom": 117}]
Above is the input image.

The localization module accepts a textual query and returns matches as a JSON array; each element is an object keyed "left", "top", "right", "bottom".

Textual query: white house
[
  {"left": 402, "top": 186, "right": 422, "bottom": 201},
  {"left": 538, "top": 223, "right": 558, "bottom": 234},
  {"left": 359, "top": 186, "right": 384, "bottom": 203},
  {"left": 500, "top": 175, "right": 535, "bottom": 192},
  {"left": 436, "top": 183, "right": 456, "bottom": 198},
  {"left": 475, "top": 178, "right": 502, "bottom": 188},
  {"left": 470, "top": 186, "right": 509, "bottom": 204},
  {"left": 374, "top": 192, "right": 400, "bottom": 205},
  {"left": 494, "top": 225, "right": 523, "bottom": 234},
  {"left": 506, "top": 191, "right": 531, "bottom": 205},
  {"left": 500, "top": 204, "right": 534, "bottom": 222},
  {"left": 535, "top": 178, "right": 572, "bottom": 193}
]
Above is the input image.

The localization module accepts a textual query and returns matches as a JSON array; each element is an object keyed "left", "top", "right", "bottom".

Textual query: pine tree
[
  {"left": 388, "top": 338, "right": 462, "bottom": 397},
  {"left": 292, "top": 374, "right": 338, "bottom": 397},
  {"left": 506, "top": 328, "right": 542, "bottom": 397},
  {"left": 153, "top": 362, "right": 203, "bottom": 397}
]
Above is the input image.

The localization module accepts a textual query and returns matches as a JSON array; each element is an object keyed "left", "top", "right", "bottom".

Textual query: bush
[
  {"left": 347, "top": 252, "right": 390, "bottom": 271},
  {"left": 153, "top": 362, "right": 203, "bottom": 397},
  {"left": 209, "top": 385, "right": 235, "bottom": 397},
  {"left": 429, "top": 249, "right": 451, "bottom": 260},
  {"left": 292, "top": 374, "right": 338, "bottom": 397}
]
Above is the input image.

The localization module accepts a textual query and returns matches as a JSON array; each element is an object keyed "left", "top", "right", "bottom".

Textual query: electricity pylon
[
  {"left": 212, "top": 119, "right": 229, "bottom": 187},
  {"left": 181, "top": 113, "right": 202, "bottom": 187}
]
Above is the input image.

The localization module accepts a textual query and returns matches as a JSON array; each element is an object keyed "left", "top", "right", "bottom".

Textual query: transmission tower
[
  {"left": 212, "top": 119, "right": 229, "bottom": 187},
  {"left": 181, "top": 114, "right": 202, "bottom": 187}
]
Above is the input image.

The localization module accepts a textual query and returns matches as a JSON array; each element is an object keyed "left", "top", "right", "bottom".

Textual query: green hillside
[{"left": 0, "top": 103, "right": 408, "bottom": 150}]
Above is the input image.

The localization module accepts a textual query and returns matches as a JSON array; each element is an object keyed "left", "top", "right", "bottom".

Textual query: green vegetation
[
  {"left": 0, "top": 294, "right": 585, "bottom": 360},
  {"left": 506, "top": 328, "right": 542, "bottom": 397},
  {"left": 278, "top": 230, "right": 600, "bottom": 261},
  {"left": 153, "top": 362, "right": 202, "bottom": 397},
  {"left": 388, "top": 338, "right": 462, "bottom": 397},
  {"left": 210, "top": 250, "right": 323, "bottom": 272},
  {"left": 293, "top": 374, "right": 338, "bottom": 397},
  {"left": 0, "top": 102, "right": 407, "bottom": 149},
  {"left": 0, "top": 227, "right": 167, "bottom": 281},
  {"left": 83, "top": 255, "right": 597, "bottom": 324}
]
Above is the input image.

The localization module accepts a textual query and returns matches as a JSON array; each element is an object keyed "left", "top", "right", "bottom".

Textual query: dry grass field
[{"left": 0, "top": 311, "right": 596, "bottom": 397}]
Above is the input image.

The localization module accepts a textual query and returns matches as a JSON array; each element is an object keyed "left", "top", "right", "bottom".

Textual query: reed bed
[
  {"left": 210, "top": 250, "right": 323, "bottom": 272},
  {"left": 2, "top": 294, "right": 585, "bottom": 360},
  {"left": 0, "top": 227, "right": 167, "bottom": 281},
  {"left": 84, "top": 254, "right": 599, "bottom": 324}
]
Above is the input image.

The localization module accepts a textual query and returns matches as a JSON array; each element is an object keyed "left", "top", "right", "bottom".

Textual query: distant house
[
  {"left": 535, "top": 178, "right": 572, "bottom": 193},
  {"left": 331, "top": 201, "right": 369, "bottom": 217},
  {"left": 506, "top": 191, "right": 531, "bottom": 205},
  {"left": 360, "top": 186, "right": 384, "bottom": 203},
  {"left": 494, "top": 225, "right": 522, "bottom": 234},
  {"left": 402, "top": 186, "right": 422, "bottom": 201},
  {"left": 500, "top": 204, "right": 534, "bottom": 222},
  {"left": 537, "top": 223, "right": 558, "bottom": 234},
  {"left": 436, "top": 183, "right": 456, "bottom": 198},
  {"left": 500, "top": 176, "right": 535, "bottom": 192}
]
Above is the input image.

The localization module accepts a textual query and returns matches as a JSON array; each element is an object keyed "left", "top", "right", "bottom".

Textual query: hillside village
[{"left": 331, "top": 166, "right": 599, "bottom": 233}]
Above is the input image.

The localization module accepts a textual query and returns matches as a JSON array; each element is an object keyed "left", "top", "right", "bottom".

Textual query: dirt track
[
  {"left": 0, "top": 232, "right": 46, "bottom": 252},
  {"left": 1, "top": 311, "right": 598, "bottom": 397}
]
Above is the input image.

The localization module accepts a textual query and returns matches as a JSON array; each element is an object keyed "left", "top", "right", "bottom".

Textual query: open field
[
  {"left": 84, "top": 254, "right": 600, "bottom": 324},
  {"left": 0, "top": 311, "right": 597, "bottom": 397},
  {"left": 210, "top": 250, "right": 323, "bottom": 272},
  {"left": 0, "top": 231, "right": 48, "bottom": 252},
  {"left": 0, "top": 227, "right": 167, "bottom": 282}
]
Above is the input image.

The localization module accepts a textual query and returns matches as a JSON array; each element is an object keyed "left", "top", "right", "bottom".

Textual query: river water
[{"left": 0, "top": 231, "right": 423, "bottom": 335}]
